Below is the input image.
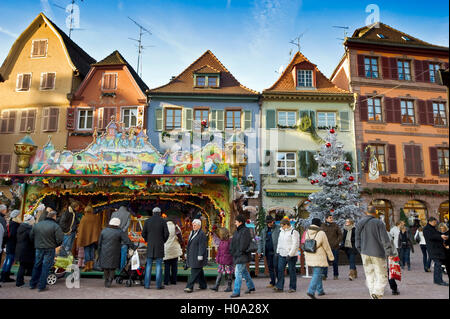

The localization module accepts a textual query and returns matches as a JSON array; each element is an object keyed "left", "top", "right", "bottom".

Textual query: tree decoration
[
  {"left": 322, "top": 172, "right": 327, "bottom": 177},
  {"left": 326, "top": 143, "right": 331, "bottom": 148},
  {"left": 349, "top": 176, "right": 354, "bottom": 181},
  {"left": 345, "top": 166, "right": 351, "bottom": 171},
  {"left": 330, "top": 128, "right": 335, "bottom": 134}
]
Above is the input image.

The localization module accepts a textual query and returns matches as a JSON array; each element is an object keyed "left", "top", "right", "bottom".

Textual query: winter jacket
[
  {"left": 304, "top": 225, "right": 334, "bottom": 267},
  {"left": 0, "top": 224, "right": 4, "bottom": 249},
  {"left": 186, "top": 229, "right": 208, "bottom": 269},
  {"left": 229, "top": 224, "right": 252, "bottom": 265},
  {"left": 355, "top": 214, "right": 394, "bottom": 259},
  {"left": 141, "top": 214, "right": 169, "bottom": 259},
  {"left": 276, "top": 227, "right": 300, "bottom": 257},
  {"left": 30, "top": 218, "right": 64, "bottom": 250},
  {"left": 6, "top": 220, "right": 20, "bottom": 254},
  {"left": 0, "top": 213, "right": 7, "bottom": 246},
  {"left": 320, "top": 222, "right": 343, "bottom": 250},
  {"left": 111, "top": 206, "right": 131, "bottom": 233},
  {"left": 389, "top": 226, "right": 401, "bottom": 249},
  {"left": 216, "top": 239, "right": 233, "bottom": 266},
  {"left": 15, "top": 223, "right": 35, "bottom": 263},
  {"left": 76, "top": 211, "right": 102, "bottom": 248},
  {"left": 164, "top": 221, "right": 183, "bottom": 261},
  {"left": 423, "top": 223, "right": 446, "bottom": 261},
  {"left": 98, "top": 225, "right": 133, "bottom": 269},
  {"left": 398, "top": 230, "right": 415, "bottom": 253},
  {"left": 340, "top": 226, "right": 358, "bottom": 254},
  {"left": 59, "top": 207, "right": 79, "bottom": 234},
  {"left": 257, "top": 224, "right": 281, "bottom": 255}
]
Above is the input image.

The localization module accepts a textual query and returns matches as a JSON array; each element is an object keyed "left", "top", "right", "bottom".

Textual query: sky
[{"left": 0, "top": 0, "right": 448, "bottom": 92}]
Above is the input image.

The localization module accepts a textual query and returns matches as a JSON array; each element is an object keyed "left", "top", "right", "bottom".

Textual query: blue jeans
[
  {"left": 30, "top": 248, "right": 55, "bottom": 290},
  {"left": 399, "top": 247, "right": 411, "bottom": 269},
  {"left": 84, "top": 243, "right": 96, "bottom": 262},
  {"left": 323, "top": 249, "right": 339, "bottom": 277},
  {"left": 1, "top": 253, "right": 15, "bottom": 273},
  {"left": 60, "top": 232, "right": 76, "bottom": 256},
  {"left": 265, "top": 251, "right": 278, "bottom": 286},
  {"left": 144, "top": 257, "right": 163, "bottom": 288},
  {"left": 276, "top": 255, "right": 297, "bottom": 291},
  {"left": 233, "top": 263, "right": 255, "bottom": 295},
  {"left": 120, "top": 245, "right": 128, "bottom": 270},
  {"left": 420, "top": 245, "right": 431, "bottom": 271},
  {"left": 432, "top": 259, "right": 444, "bottom": 284},
  {"left": 308, "top": 267, "right": 326, "bottom": 295},
  {"left": 345, "top": 249, "right": 356, "bottom": 270}
]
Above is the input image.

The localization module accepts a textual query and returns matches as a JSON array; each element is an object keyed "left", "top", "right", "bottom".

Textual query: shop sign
[{"left": 381, "top": 176, "right": 448, "bottom": 185}]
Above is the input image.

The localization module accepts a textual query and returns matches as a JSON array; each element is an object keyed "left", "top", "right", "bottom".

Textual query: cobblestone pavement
[{"left": 0, "top": 250, "right": 448, "bottom": 299}]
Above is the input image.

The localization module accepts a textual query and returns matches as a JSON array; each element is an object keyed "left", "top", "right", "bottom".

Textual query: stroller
[
  {"left": 47, "top": 255, "right": 75, "bottom": 285},
  {"left": 115, "top": 246, "right": 147, "bottom": 287}
]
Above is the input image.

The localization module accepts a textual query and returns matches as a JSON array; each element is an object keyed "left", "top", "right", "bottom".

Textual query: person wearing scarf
[{"left": 341, "top": 219, "right": 358, "bottom": 281}]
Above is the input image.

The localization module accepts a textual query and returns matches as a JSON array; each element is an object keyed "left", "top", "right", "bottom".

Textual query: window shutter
[
  {"left": 23, "top": 74, "right": 31, "bottom": 90},
  {"left": 46, "top": 73, "right": 55, "bottom": 89},
  {"left": 244, "top": 110, "right": 252, "bottom": 130},
  {"left": 38, "top": 40, "right": 46, "bottom": 56},
  {"left": 155, "top": 108, "right": 163, "bottom": 131},
  {"left": 357, "top": 55, "right": 365, "bottom": 77},
  {"left": 32, "top": 41, "right": 39, "bottom": 56},
  {"left": 216, "top": 110, "right": 224, "bottom": 131},
  {"left": 426, "top": 100, "right": 434, "bottom": 125},
  {"left": 43, "top": 108, "right": 50, "bottom": 131},
  {"left": 66, "top": 108, "right": 75, "bottom": 130},
  {"left": 429, "top": 147, "right": 439, "bottom": 176},
  {"left": 362, "top": 143, "right": 370, "bottom": 173},
  {"left": 97, "top": 107, "right": 104, "bottom": 129},
  {"left": 210, "top": 110, "right": 217, "bottom": 130},
  {"left": 266, "top": 110, "right": 276, "bottom": 129},
  {"left": 404, "top": 145, "right": 414, "bottom": 175},
  {"left": 414, "top": 60, "right": 424, "bottom": 82},
  {"left": 381, "top": 57, "right": 391, "bottom": 79},
  {"left": 20, "top": 110, "right": 27, "bottom": 132},
  {"left": 1, "top": 111, "right": 8, "bottom": 133},
  {"left": 414, "top": 145, "right": 423, "bottom": 174},
  {"left": 16, "top": 74, "right": 23, "bottom": 90},
  {"left": 7, "top": 111, "right": 16, "bottom": 133},
  {"left": 359, "top": 95, "right": 368, "bottom": 121},
  {"left": 417, "top": 99, "right": 427, "bottom": 125},
  {"left": 387, "top": 144, "right": 397, "bottom": 174},
  {"left": 0, "top": 155, "right": 11, "bottom": 174},
  {"left": 422, "top": 61, "right": 430, "bottom": 82},
  {"left": 339, "top": 111, "right": 350, "bottom": 131},
  {"left": 184, "top": 108, "right": 193, "bottom": 131},
  {"left": 392, "top": 98, "right": 402, "bottom": 123},
  {"left": 390, "top": 58, "right": 398, "bottom": 80},
  {"left": 48, "top": 108, "right": 59, "bottom": 132},
  {"left": 384, "top": 97, "right": 394, "bottom": 123}
]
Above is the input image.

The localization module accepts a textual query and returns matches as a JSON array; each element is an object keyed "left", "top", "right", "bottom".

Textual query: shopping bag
[
  {"left": 131, "top": 250, "right": 140, "bottom": 270},
  {"left": 388, "top": 256, "right": 402, "bottom": 281}
]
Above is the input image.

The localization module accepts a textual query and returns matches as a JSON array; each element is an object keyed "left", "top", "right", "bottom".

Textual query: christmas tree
[{"left": 302, "top": 128, "right": 365, "bottom": 228}]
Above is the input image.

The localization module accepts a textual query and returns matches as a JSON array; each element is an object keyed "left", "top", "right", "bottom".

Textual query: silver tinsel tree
[{"left": 302, "top": 128, "right": 365, "bottom": 228}]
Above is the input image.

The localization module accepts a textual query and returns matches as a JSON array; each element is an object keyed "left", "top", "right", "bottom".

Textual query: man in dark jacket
[
  {"left": 29, "top": 211, "right": 64, "bottom": 292},
  {"left": 321, "top": 214, "right": 343, "bottom": 280},
  {"left": 229, "top": 214, "right": 256, "bottom": 298},
  {"left": 0, "top": 209, "right": 21, "bottom": 283},
  {"left": 423, "top": 217, "right": 449, "bottom": 286},
  {"left": 58, "top": 201, "right": 81, "bottom": 257},
  {"left": 142, "top": 207, "right": 169, "bottom": 289},
  {"left": 257, "top": 215, "right": 280, "bottom": 288},
  {"left": 15, "top": 214, "right": 35, "bottom": 287},
  {"left": 111, "top": 206, "right": 131, "bottom": 270},
  {"left": 184, "top": 219, "right": 208, "bottom": 293}
]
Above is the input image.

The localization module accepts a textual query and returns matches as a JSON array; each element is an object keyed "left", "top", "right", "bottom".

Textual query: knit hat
[
  {"left": 109, "top": 217, "right": 121, "bottom": 227},
  {"left": 153, "top": 207, "right": 161, "bottom": 214},
  {"left": 10, "top": 210, "right": 20, "bottom": 219},
  {"left": 311, "top": 218, "right": 322, "bottom": 227},
  {"left": 23, "top": 214, "right": 35, "bottom": 223},
  {"left": 265, "top": 215, "right": 274, "bottom": 223}
]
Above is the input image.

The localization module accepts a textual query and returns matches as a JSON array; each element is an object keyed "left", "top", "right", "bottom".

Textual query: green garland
[{"left": 362, "top": 187, "right": 449, "bottom": 197}]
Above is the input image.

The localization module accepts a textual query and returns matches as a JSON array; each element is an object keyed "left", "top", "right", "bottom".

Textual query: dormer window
[
  {"left": 297, "top": 70, "right": 313, "bottom": 88},
  {"left": 376, "top": 33, "right": 386, "bottom": 39},
  {"left": 194, "top": 74, "right": 220, "bottom": 88},
  {"left": 401, "top": 36, "right": 411, "bottom": 41}
]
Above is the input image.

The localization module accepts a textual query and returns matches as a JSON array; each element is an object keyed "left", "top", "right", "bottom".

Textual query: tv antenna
[
  {"left": 289, "top": 29, "right": 308, "bottom": 53},
  {"left": 333, "top": 26, "right": 349, "bottom": 41},
  {"left": 128, "top": 16, "right": 152, "bottom": 78},
  {"left": 51, "top": 0, "right": 85, "bottom": 38}
]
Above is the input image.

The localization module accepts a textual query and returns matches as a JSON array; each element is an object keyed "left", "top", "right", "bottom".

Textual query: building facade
[
  {"left": 68, "top": 50, "right": 149, "bottom": 151},
  {"left": 261, "top": 51, "right": 356, "bottom": 218},
  {"left": 331, "top": 23, "right": 449, "bottom": 228},
  {"left": 148, "top": 50, "right": 260, "bottom": 207},
  {"left": 0, "top": 12, "right": 95, "bottom": 173}
]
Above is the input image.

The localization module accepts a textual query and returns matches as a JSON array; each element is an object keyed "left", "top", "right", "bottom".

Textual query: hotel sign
[{"left": 381, "top": 176, "right": 449, "bottom": 185}]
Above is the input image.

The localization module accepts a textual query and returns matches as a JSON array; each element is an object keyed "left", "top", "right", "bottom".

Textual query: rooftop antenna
[
  {"left": 333, "top": 25, "right": 349, "bottom": 41},
  {"left": 128, "top": 16, "right": 152, "bottom": 78},
  {"left": 289, "top": 29, "right": 308, "bottom": 53},
  {"left": 50, "top": 0, "right": 85, "bottom": 38}
]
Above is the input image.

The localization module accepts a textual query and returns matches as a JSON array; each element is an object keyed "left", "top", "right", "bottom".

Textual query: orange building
[
  {"left": 331, "top": 23, "right": 449, "bottom": 228},
  {"left": 68, "top": 50, "right": 149, "bottom": 151}
]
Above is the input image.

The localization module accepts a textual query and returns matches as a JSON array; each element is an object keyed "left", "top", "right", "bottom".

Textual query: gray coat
[
  {"left": 98, "top": 226, "right": 133, "bottom": 269},
  {"left": 186, "top": 230, "right": 208, "bottom": 269},
  {"left": 111, "top": 206, "right": 131, "bottom": 233},
  {"left": 30, "top": 218, "right": 64, "bottom": 250},
  {"left": 257, "top": 224, "right": 280, "bottom": 255},
  {"left": 355, "top": 215, "right": 394, "bottom": 259}
]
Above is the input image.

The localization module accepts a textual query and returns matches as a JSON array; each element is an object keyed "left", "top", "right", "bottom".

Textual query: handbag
[
  {"left": 131, "top": 249, "right": 140, "bottom": 270},
  {"left": 301, "top": 231, "right": 318, "bottom": 253},
  {"left": 388, "top": 256, "right": 402, "bottom": 281}
]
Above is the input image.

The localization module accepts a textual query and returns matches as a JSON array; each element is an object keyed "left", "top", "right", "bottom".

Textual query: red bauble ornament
[
  {"left": 349, "top": 176, "right": 354, "bottom": 181},
  {"left": 330, "top": 128, "right": 335, "bottom": 134},
  {"left": 345, "top": 166, "right": 351, "bottom": 171},
  {"left": 338, "top": 182, "right": 342, "bottom": 185},
  {"left": 322, "top": 172, "right": 327, "bottom": 177},
  {"left": 326, "top": 143, "right": 331, "bottom": 148},
  {"left": 330, "top": 209, "right": 335, "bottom": 212},
  {"left": 315, "top": 180, "right": 319, "bottom": 183},
  {"left": 310, "top": 180, "right": 315, "bottom": 185},
  {"left": 338, "top": 175, "right": 341, "bottom": 178}
]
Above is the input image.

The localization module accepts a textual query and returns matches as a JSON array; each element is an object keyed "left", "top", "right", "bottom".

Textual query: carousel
[{"left": 1, "top": 120, "right": 242, "bottom": 260}]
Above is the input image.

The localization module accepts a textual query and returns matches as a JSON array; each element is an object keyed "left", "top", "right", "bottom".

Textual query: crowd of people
[{"left": 0, "top": 201, "right": 449, "bottom": 299}]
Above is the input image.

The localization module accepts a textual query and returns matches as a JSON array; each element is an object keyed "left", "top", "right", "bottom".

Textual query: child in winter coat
[{"left": 210, "top": 227, "right": 234, "bottom": 292}]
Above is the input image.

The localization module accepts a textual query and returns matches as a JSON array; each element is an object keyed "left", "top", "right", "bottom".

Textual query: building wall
[{"left": 0, "top": 20, "right": 76, "bottom": 172}]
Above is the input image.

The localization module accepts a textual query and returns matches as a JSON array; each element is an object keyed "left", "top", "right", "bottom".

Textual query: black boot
[
  {"left": 2, "top": 271, "right": 14, "bottom": 283},
  {"left": 224, "top": 274, "right": 232, "bottom": 292},
  {"left": 210, "top": 273, "right": 222, "bottom": 291}
]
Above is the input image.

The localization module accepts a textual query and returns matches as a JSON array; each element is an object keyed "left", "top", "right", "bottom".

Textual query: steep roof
[
  {"left": 263, "top": 51, "right": 350, "bottom": 94},
  {"left": 0, "top": 12, "right": 96, "bottom": 81},
  {"left": 346, "top": 22, "right": 449, "bottom": 51},
  {"left": 149, "top": 50, "right": 258, "bottom": 96},
  {"left": 93, "top": 50, "right": 149, "bottom": 93}
]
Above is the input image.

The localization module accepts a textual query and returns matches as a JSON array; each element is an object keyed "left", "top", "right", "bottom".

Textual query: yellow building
[{"left": 0, "top": 12, "right": 95, "bottom": 174}]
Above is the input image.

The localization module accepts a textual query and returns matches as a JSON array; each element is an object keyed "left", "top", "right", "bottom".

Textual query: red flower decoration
[
  {"left": 322, "top": 172, "right": 327, "bottom": 177},
  {"left": 349, "top": 176, "right": 354, "bottom": 181}
]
